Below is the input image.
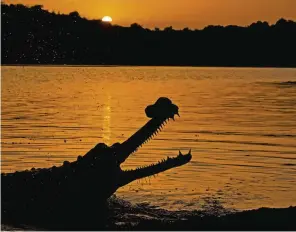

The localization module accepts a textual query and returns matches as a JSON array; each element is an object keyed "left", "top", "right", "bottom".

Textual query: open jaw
[{"left": 117, "top": 98, "right": 192, "bottom": 187}]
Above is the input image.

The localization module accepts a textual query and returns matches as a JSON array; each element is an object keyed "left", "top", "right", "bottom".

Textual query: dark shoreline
[
  {"left": 131, "top": 206, "right": 296, "bottom": 231},
  {"left": 2, "top": 64, "right": 296, "bottom": 69},
  {"left": 2, "top": 200, "right": 296, "bottom": 231}
]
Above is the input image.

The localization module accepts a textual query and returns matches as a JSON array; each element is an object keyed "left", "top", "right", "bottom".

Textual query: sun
[{"left": 102, "top": 16, "right": 112, "bottom": 23}]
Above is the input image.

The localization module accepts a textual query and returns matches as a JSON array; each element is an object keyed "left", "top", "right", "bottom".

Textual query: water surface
[{"left": 2, "top": 66, "right": 296, "bottom": 211}]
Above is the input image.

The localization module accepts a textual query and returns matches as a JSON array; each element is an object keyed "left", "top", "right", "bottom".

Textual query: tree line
[{"left": 2, "top": 3, "right": 296, "bottom": 67}]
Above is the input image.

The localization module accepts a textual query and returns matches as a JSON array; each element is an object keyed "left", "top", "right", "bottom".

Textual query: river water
[{"left": 1, "top": 66, "right": 296, "bottom": 211}]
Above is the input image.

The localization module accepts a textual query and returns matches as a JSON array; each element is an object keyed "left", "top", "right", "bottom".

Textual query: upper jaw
[
  {"left": 116, "top": 116, "right": 174, "bottom": 164},
  {"left": 116, "top": 98, "right": 180, "bottom": 164}
]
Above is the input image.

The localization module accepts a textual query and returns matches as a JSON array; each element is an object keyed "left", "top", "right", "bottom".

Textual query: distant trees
[
  {"left": 182, "top": 27, "right": 191, "bottom": 32},
  {"left": 31, "top": 5, "right": 43, "bottom": 11},
  {"left": 1, "top": 3, "right": 296, "bottom": 67},
  {"left": 130, "top": 23, "right": 142, "bottom": 29},
  {"left": 130, "top": 23, "right": 144, "bottom": 31},
  {"left": 164, "top": 26, "right": 173, "bottom": 32},
  {"left": 69, "top": 11, "right": 80, "bottom": 18}
]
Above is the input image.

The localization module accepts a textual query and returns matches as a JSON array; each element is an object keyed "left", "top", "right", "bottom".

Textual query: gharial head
[
  {"left": 79, "top": 97, "right": 192, "bottom": 199},
  {"left": 145, "top": 97, "right": 180, "bottom": 120}
]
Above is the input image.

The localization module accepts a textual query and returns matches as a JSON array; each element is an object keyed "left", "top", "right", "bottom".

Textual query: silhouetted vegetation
[{"left": 2, "top": 3, "right": 296, "bottom": 67}]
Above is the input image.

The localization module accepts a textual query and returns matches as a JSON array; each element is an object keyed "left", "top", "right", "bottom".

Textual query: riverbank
[{"left": 2, "top": 196, "right": 296, "bottom": 231}]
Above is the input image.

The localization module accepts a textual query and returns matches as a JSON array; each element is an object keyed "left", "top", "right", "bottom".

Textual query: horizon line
[{"left": 2, "top": 2, "right": 296, "bottom": 30}]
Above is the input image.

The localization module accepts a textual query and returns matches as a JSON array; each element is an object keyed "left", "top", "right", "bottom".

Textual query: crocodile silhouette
[{"left": 1, "top": 97, "right": 192, "bottom": 229}]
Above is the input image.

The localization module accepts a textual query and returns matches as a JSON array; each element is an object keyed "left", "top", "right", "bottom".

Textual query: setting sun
[{"left": 102, "top": 16, "right": 112, "bottom": 22}]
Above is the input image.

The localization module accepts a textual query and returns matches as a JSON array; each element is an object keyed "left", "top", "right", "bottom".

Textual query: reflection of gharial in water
[{"left": 1, "top": 97, "right": 192, "bottom": 229}]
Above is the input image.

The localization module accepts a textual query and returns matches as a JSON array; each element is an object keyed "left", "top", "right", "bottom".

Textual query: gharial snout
[{"left": 145, "top": 97, "right": 179, "bottom": 120}]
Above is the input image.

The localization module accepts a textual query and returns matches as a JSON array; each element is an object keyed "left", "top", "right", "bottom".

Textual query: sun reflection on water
[{"left": 102, "top": 95, "right": 112, "bottom": 144}]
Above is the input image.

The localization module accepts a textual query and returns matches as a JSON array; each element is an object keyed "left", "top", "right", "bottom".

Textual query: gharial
[{"left": 1, "top": 97, "right": 192, "bottom": 229}]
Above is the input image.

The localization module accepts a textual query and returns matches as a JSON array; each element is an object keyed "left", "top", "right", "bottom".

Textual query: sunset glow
[
  {"left": 4, "top": 0, "right": 296, "bottom": 29},
  {"left": 102, "top": 16, "right": 112, "bottom": 23}
]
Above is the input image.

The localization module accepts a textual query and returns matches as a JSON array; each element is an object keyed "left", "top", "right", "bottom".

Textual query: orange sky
[{"left": 4, "top": 0, "right": 296, "bottom": 29}]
